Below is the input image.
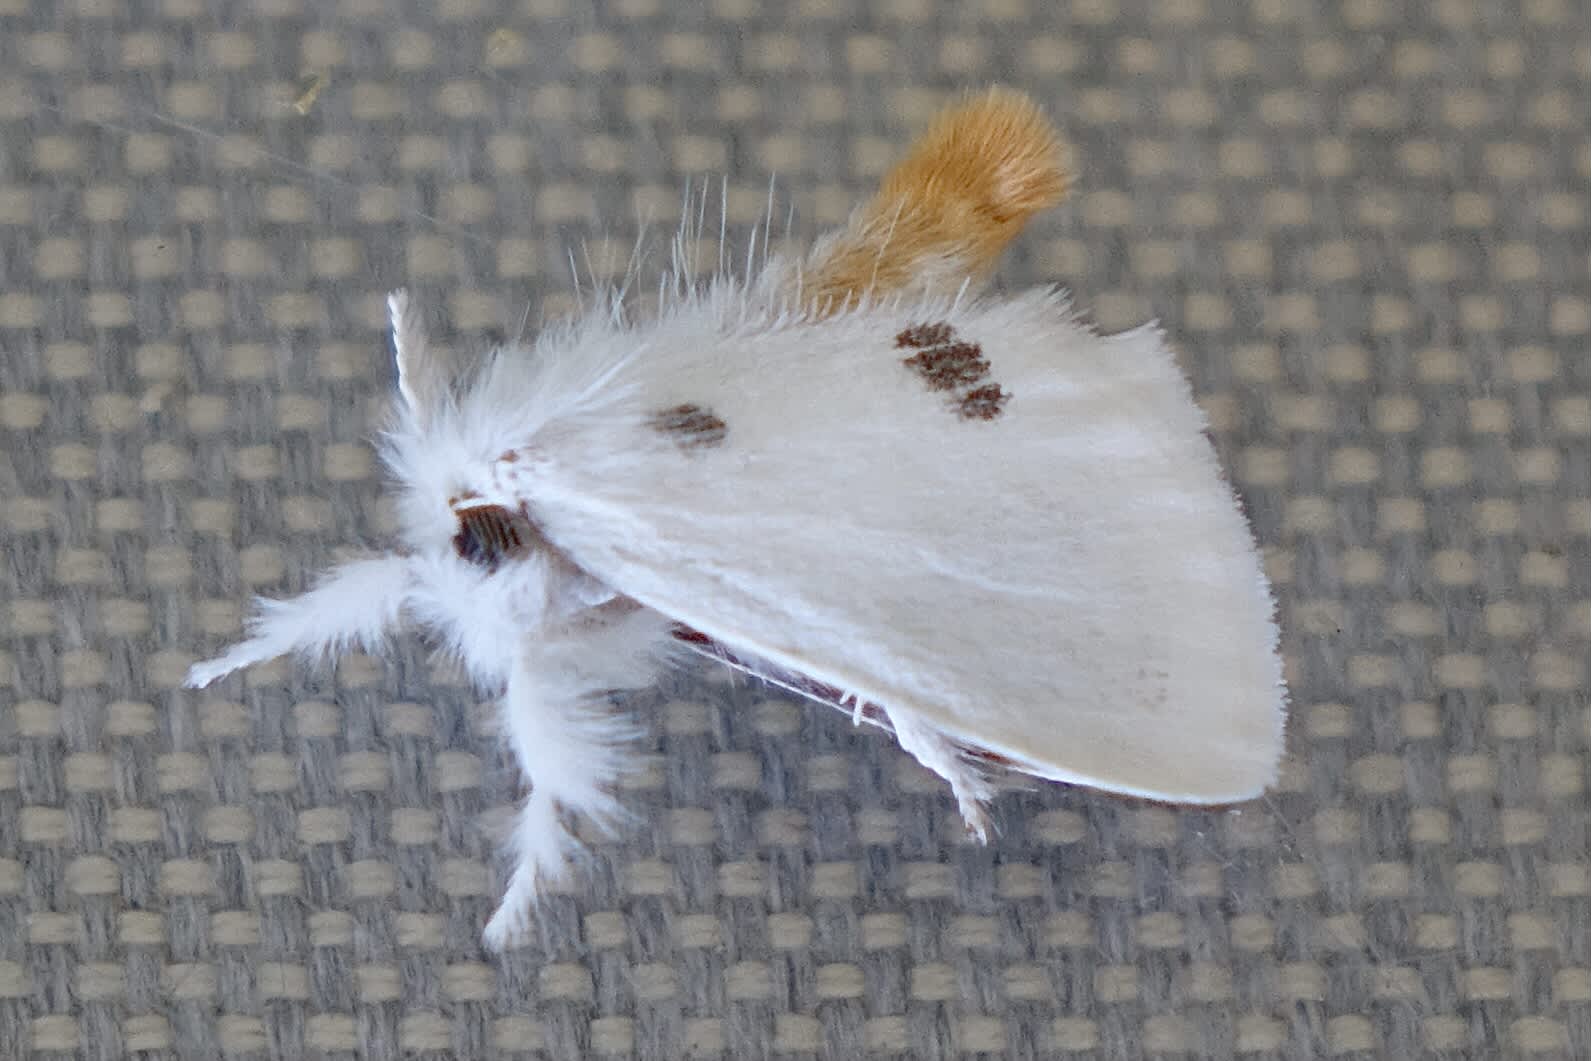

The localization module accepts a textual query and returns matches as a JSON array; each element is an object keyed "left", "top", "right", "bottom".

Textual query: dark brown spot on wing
[
  {"left": 896, "top": 320, "right": 1010, "bottom": 421},
  {"left": 902, "top": 340, "right": 990, "bottom": 392},
  {"left": 895, "top": 322, "right": 954, "bottom": 349},
  {"left": 958, "top": 383, "right": 1009, "bottom": 421},
  {"left": 650, "top": 403, "right": 727, "bottom": 448},
  {"left": 453, "top": 503, "right": 536, "bottom": 571}
]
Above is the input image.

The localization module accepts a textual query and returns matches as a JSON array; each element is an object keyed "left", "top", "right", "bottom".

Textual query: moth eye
[{"left": 452, "top": 503, "right": 536, "bottom": 572}]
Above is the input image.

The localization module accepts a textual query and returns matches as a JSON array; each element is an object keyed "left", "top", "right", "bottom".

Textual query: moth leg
[
  {"left": 887, "top": 708, "right": 995, "bottom": 842},
  {"left": 483, "top": 611, "right": 672, "bottom": 949},
  {"left": 798, "top": 88, "right": 1069, "bottom": 315},
  {"left": 486, "top": 782, "right": 580, "bottom": 951},
  {"left": 185, "top": 555, "right": 412, "bottom": 688},
  {"left": 484, "top": 675, "right": 636, "bottom": 950}
]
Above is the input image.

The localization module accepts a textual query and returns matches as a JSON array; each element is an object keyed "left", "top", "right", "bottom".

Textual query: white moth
[{"left": 186, "top": 93, "right": 1286, "bottom": 949}]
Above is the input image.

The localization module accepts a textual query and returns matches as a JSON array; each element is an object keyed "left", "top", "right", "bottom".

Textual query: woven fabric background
[{"left": 2, "top": 1, "right": 1589, "bottom": 1058}]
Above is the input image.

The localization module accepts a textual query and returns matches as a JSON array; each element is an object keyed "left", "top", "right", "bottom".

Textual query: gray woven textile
[{"left": 1, "top": 1, "right": 1588, "bottom": 1058}]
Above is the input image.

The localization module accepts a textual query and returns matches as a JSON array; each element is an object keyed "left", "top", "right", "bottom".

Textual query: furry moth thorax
[{"left": 185, "top": 88, "right": 1286, "bottom": 951}]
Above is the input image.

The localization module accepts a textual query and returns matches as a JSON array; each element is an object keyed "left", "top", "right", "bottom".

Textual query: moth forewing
[{"left": 477, "top": 292, "right": 1286, "bottom": 814}]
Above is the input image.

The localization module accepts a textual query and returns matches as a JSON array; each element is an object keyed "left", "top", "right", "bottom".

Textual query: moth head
[
  {"left": 384, "top": 290, "right": 538, "bottom": 570},
  {"left": 448, "top": 498, "right": 541, "bottom": 573}
]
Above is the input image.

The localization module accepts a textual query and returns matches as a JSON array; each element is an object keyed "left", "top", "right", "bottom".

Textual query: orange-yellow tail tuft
[{"left": 801, "top": 87, "right": 1070, "bottom": 314}]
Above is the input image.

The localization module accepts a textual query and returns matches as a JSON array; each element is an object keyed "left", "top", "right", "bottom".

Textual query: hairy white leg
[
  {"left": 184, "top": 555, "right": 412, "bottom": 688},
  {"left": 482, "top": 659, "right": 637, "bottom": 950},
  {"left": 482, "top": 611, "right": 672, "bottom": 950},
  {"left": 888, "top": 709, "right": 995, "bottom": 842}
]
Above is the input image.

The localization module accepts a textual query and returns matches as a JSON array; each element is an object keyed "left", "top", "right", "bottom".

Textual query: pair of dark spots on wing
[{"left": 896, "top": 321, "right": 1009, "bottom": 421}]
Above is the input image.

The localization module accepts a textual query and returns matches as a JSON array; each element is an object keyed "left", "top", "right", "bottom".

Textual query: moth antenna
[
  {"left": 387, "top": 289, "right": 432, "bottom": 418},
  {"left": 37, "top": 98, "right": 490, "bottom": 249}
]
